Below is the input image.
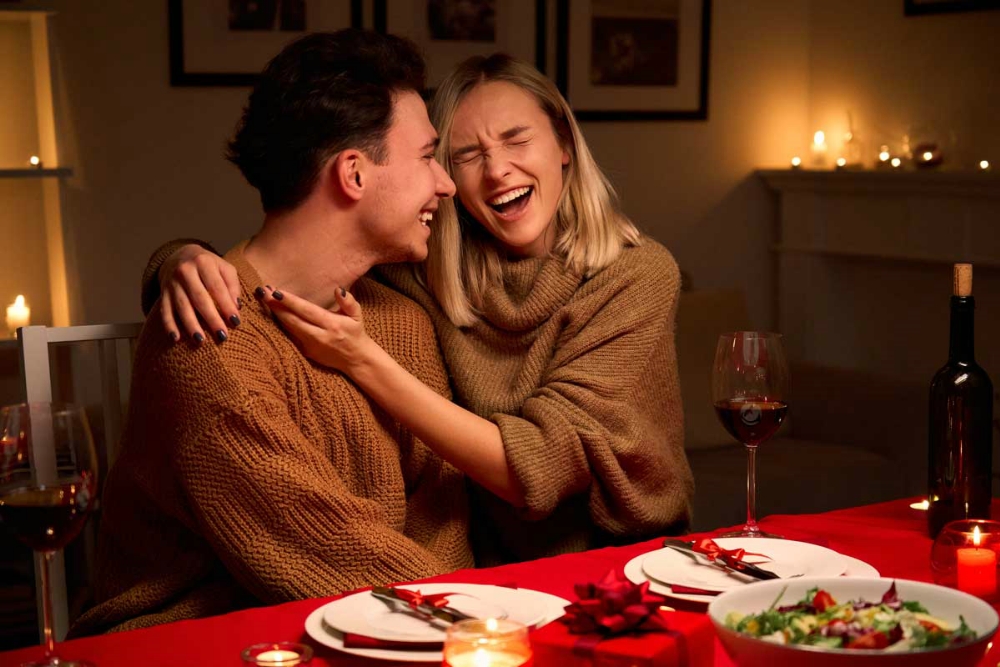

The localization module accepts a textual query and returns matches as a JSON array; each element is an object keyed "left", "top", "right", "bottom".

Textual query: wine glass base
[
  {"left": 716, "top": 528, "right": 784, "bottom": 539},
  {"left": 20, "top": 658, "right": 95, "bottom": 667}
]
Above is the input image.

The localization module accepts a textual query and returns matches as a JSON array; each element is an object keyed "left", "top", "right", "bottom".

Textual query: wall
[{"left": 31, "top": 1, "right": 1000, "bottom": 331}]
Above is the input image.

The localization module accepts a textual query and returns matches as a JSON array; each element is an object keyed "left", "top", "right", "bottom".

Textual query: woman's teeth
[
  {"left": 419, "top": 211, "right": 433, "bottom": 226},
  {"left": 488, "top": 187, "right": 532, "bottom": 211}
]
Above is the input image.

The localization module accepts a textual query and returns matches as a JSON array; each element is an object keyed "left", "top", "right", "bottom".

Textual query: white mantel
[{"left": 758, "top": 167, "right": 1000, "bottom": 384}]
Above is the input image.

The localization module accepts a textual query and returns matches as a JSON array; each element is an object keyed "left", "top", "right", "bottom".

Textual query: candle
[
  {"left": 790, "top": 156, "right": 802, "bottom": 169},
  {"left": 444, "top": 619, "right": 532, "bottom": 667},
  {"left": 445, "top": 648, "right": 531, "bottom": 667},
  {"left": 810, "top": 131, "right": 828, "bottom": 167},
  {"left": 835, "top": 157, "right": 847, "bottom": 169},
  {"left": 910, "top": 499, "right": 929, "bottom": 511},
  {"left": 29, "top": 155, "right": 42, "bottom": 169},
  {"left": 241, "top": 642, "right": 311, "bottom": 666},
  {"left": 980, "top": 160, "right": 991, "bottom": 171},
  {"left": 6, "top": 295, "right": 30, "bottom": 336},
  {"left": 956, "top": 525, "right": 997, "bottom": 598},
  {"left": 890, "top": 157, "right": 902, "bottom": 169}
]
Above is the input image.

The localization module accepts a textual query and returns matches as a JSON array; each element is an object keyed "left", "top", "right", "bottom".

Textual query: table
[{"left": 2, "top": 498, "right": 997, "bottom": 666}]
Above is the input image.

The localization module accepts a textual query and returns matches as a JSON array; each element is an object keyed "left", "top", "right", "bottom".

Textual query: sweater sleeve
[
  {"left": 170, "top": 350, "right": 452, "bottom": 602},
  {"left": 140, "top": 238, "right": 219, "bottom": 315},
  {"left": 493, "top": 247, "right": 693, "bottom": 537}
]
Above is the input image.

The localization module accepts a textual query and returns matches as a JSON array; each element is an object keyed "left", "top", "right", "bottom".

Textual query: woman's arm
[{"left": 256, "top": 286, "right": 525, "bottom": 506}]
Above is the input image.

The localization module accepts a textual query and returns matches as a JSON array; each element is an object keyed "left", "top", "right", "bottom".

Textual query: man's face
[{"left": 365, "top": 91, "right": 456, "bottom": 264}]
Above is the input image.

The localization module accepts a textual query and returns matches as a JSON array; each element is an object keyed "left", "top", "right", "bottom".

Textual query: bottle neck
[{"left": 949, "top": 296, "right": 976, "bottom": 362}]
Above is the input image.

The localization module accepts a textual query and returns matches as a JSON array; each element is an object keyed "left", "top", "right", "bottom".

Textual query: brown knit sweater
[
  {"left": 378, "top": 238, "right": 694, "bottom": 564},
  {"left": 73, "top": 243, "right": 473, "bottom": 635}
]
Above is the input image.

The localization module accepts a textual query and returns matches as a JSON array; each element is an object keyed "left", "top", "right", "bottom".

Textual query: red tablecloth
[{"left": 2, "top": 498, "right": 996, "bottom": 667}]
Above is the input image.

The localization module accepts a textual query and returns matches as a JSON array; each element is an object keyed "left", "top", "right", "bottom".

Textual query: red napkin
[
  {"left": 667, "top": 584, "right": 719, "bottom": 596},
  {"left": 342, "top": 633, "right": 442, "bottom": 651}
]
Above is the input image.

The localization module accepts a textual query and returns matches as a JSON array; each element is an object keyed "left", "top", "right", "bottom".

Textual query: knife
[
  {"left": 371, "top": 586, "right": 476, "bottom": 625},
  {"left": 661, "top": 539, "right": 780, "bottom": 581}
]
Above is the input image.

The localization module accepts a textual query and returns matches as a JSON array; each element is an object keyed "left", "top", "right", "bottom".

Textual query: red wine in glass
[
  {"left": 0, "top": 403, "right": 97, "bottom": 667},
  {"left": 712, "top": 333, "right": 789, "bottom": 538}
]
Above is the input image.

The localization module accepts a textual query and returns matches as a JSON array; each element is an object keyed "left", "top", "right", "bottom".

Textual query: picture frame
[
  {"left": 373, "top": 0, "right": 546, "bottom": 91},
  {"left": 904, "top": 0, "right": 1000, "bottom": 15},
  {"left": 168, "top": 0, "right": 363, "bottom": 86},
  {"left": 556, "top": 0, "right": 711, "bottom": 121}
]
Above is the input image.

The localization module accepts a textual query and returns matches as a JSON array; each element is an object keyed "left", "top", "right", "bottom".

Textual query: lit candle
[
  {"left": 6, "top": 295, "right": 30, "bottom": 336},
  {"left": 910, "top": 499, "right": 930, "bottom": 511},
  {"left": 890, "top": 157, "right": 902, "bottom": 169},
  {"left": 835, "top": 157, "right": 847, "bottom": 169},
  {"left": 444, "top": 619, "right": 532, "bottom": 667},
  {"left": 956, "top": 525, "right": 997, "bottom": 598},
  {"left": 253, "top": 650, "right": 301, "bottom": 665},
  {"left": 241, "top": 643, "right": 311, "bottom": 666},
  {"left": 790, "top": 156, "right": 802, "bottom": 169},
  {"left": 980, "top": 160, "right": 991, "bottom": 171},
  {"left": 445, "top": 648, "right": 531, "bottom": 667},
  {"left": 28, "top": 155, "right": 42, "bottom": 169},
  {"left": 810, "top": 131, "right": 828, "bottom": 167}
]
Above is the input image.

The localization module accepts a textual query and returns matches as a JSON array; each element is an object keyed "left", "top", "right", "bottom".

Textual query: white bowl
[{"left": 708, "top": 577, "right": 998, "bottom": 667}]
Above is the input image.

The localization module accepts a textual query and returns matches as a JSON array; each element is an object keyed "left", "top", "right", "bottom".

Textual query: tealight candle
[
  {"left": 29, "top": 155, "right": 42, "bottom": 169},
  {"left": 835, "top": 157, "right": 847, "bottom": 169},
  {"left": 910, "top": 499, "right": 929, "bottom": 511},
  {"left": 890, "top": 157, "right": 902, "bottom": 169},
  {"left": 443, "top": 619, "right": 532, "bottom": 667},
  {"left": 957, "top": 526, "right": 997, "bottom": 598},
  {"left": 6, "top": 295, "right": 30, "bottom": 336},
  {"left": 980, "top": 160, "right": 991, "bottom": 171},
  {"left": 241, "top": 642, "right": 311, "bottom": 666},
  {"left": 790, "top": 156, "right": 802, "bottom": 169}
]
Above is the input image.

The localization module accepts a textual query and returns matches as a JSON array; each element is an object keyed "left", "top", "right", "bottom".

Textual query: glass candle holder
[
  {"left": 241, "top": 642, "right": 312, "bottom": 666},
  {"left": 931, "top": 519, "right": 1000, "bottom": 600},
  {"left": 443, "top": 618, "right": 533, "bottom": 667}
]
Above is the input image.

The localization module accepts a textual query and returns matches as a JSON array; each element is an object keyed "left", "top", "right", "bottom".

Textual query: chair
[{"left": 16, "top": 323, "right": 143, "bottom": 642}]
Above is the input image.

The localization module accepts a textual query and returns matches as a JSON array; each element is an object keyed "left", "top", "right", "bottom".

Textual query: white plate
[
  {"left": 641, "top": 538, "right": 847, "bottom": 593},
  {"left": 625, "top": 550, "right": 879, "bottom": 605},
  {"left": 305, "top": 586, "right": 570, "bottom": 663}
]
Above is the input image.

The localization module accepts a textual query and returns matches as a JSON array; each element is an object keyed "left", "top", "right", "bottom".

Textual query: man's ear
[{"left": 332, "top": 149, "right": 366, "bottom": 202}]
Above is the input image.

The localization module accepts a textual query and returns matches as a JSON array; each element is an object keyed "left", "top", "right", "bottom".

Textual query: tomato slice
[
  {"left": 845, "top": 631, "right": 890, "bottom": 649},
  {"left": 918, "top": 619, "right": 942, "bottom": 632},
  {"left": 812, "top": 590, "right": 837, "bottom": 612}
]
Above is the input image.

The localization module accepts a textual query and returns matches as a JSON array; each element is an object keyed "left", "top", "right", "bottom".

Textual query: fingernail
[
  {"left": 169, "top": 331, "right": 179, "bottom": 343},
  {"left": 341, "top": 287, "right": 347, "bottom": 298},
  {"left": 229, "top": 314, "right": 241, "bottom": 327},
  {"left": 215, "top": 330, "right": 228, "bottom": 343},
  {"left": 254, "top": 286, "right": 265, "bottom": 300},
  {"left": 193, "top": 332, "right": 205, "bottom": 345},
  {"left": 237, "top": 297, "right": 243, "bottom": 310},
  {"left": 272, "top": 290, "right": 284, "bottom": 301}
]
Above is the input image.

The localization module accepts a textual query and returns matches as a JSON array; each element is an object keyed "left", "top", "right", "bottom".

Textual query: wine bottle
[{"left": 928, "top": 263, "right": 994, "bottom": 538}]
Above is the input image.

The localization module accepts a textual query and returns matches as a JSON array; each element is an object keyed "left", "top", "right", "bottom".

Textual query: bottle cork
[{"left": 953, "top": 263, "right": 973, "bottom": 297}]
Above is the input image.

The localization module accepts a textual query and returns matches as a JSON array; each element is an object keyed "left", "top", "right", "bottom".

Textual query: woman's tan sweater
[
  {"left": 379, "top": 238, "right": 693, "bottom": 564},
  {"left": 74, "top": 244, "right": 472, "bottom": 635}
]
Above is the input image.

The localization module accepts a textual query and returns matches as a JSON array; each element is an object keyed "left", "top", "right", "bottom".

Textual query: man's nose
[{"left": 434, "top": 159, "right": 456, "bottom": 198}]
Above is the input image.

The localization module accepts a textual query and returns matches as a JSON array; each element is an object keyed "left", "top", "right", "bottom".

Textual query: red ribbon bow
[
  {"left": 691, "top": 537, "right": 771, "bottom": 569},
  {"left": 561, "top": 569, "right": 669, "bottom": 636},
  {"left": 390, "top": 588, "right": 457, "bottom": 612}
]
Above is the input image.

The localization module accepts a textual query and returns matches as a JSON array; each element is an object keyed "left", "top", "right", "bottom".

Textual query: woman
[{"left": 145, "top": 54, "right": 693, "bottom": 563}]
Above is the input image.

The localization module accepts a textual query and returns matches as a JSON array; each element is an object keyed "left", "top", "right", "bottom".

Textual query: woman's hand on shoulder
[
  {"left": 157, "top": 244, "right": 241, "bottom": 345},
  {"left": 257, "top": 286, "right": 376, "bottom": 375}
]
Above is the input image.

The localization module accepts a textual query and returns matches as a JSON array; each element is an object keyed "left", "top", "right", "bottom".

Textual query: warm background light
[
  {"left": 891, "top": 157, "right": 902, "bottom": 167},
  {"left": 790, "top": 156, "right": 802, "bottom": 168},
  {"left": 980, "top": 160, "right": 991, "bottom": 170},
  {"left": 836, "top": 157, "right": 847, "bottom": 167}
]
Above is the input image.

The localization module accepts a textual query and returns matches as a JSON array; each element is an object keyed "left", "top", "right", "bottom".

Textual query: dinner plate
[
  {"left": 305, "top": 586, "right": 570, "bottom": 662},
  {"left": 641, "top": 538, "right": 847, "bottom": 593},
  {"left": 624, "top": 550, "right": 879, "bottom": 605}
]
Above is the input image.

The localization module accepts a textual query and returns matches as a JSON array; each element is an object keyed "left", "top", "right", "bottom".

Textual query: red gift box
[{"left": 530, "top": 610, "right": 714, "bottom": 667}]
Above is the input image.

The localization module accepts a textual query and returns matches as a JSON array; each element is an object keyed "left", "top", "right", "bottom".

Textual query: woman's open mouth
[{"left": 487, "top": 186, "right": 533, "bottom": 216}]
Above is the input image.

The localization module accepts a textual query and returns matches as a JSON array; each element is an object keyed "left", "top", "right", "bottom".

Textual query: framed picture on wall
[
  {"left": 373, "top": 0, "right": 546, "bottom": 91},
  {"left": 556, "top": 0, "right": 711, "bottom": 121},
  {"left": 168, "top": 0, "right": 363, "bottom": 86},
  {"left": 904, "top": 0, "right": 1000, "bottom": 15}
]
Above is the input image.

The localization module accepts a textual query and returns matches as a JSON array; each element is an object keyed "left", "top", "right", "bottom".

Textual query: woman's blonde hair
[{"left": 426, "top": 53, "right": 641, "bottom": 327}]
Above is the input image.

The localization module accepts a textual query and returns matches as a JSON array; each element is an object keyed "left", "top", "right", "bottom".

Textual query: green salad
[{"left": 724, "top": 582, "right": 977, "bottom": 650}]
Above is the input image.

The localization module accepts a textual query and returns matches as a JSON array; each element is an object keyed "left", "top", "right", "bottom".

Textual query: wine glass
[
  {"left": 712, "top": 332, "right": 789, "bottom": 538},
  {"left": 0, "top": 403, "right": 97, "bottom": 667}
]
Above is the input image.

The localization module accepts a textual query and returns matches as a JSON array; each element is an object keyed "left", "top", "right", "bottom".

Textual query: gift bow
[
  {"left": 390, "top": 588, "right": 457, "bottom": 612},
  {"left": 691, "top": 537, "right": 771, "bottom": 569},
  {"left": 561, "top": 569, "right": 669, "bottom": 636}
]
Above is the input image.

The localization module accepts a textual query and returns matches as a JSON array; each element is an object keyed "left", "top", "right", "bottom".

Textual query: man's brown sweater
[{"left": 73, "top": 243, "right": 473, "bottom": 634}]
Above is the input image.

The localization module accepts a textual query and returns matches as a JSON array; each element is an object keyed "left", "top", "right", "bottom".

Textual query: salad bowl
[{"left": 708, "top": 577, "right": 998, "bottom": 667}]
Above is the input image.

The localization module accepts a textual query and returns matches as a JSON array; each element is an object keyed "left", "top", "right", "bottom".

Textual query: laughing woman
[{"left": 143, "top": 54, "right": 693, "bottom": 564}]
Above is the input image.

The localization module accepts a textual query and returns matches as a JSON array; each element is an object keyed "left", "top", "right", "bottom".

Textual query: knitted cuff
[{"left": 140, "top": 238, "right": 219, "bottom": 315}]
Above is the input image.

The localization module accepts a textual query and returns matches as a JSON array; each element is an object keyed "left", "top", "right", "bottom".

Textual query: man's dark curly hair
[{"left": 226, "top": 30, "right": 426, "bottom": 212}]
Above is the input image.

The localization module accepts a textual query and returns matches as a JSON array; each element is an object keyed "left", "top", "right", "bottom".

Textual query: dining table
[{"left": 2, "top": 497, "right": 998, "bottom": 667}]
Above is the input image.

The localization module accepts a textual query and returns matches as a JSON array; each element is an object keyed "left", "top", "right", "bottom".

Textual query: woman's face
[{"left": 448, "top": 81, "right": 570, "bottom": 258}]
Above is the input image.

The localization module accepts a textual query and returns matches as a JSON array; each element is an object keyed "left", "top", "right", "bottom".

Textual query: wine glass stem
[
  {"left": 745, "top": 444, "right": 759, "bottom": 534},
  {"left": 40, "top": 550, "right": 56, "bottom": 657}
]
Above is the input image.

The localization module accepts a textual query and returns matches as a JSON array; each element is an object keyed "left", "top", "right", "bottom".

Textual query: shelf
[
  {"left": 772, "top": 245, "right": 1000, "bottom": 270},
  {"left": 757, "top": 168, "right": 1000, "bottom": 198},
  {"left": 0, "top": 167, "right": 72, "bottom": 179}
]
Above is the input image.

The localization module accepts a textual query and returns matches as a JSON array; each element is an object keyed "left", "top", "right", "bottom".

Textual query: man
[{"left": 72, "top": 30, "right": 471, "bottom": 635}]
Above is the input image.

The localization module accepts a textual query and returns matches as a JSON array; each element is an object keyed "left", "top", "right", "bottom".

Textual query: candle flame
[
  {"left": 485, "top": 617, "right": 498, "bottom": 632},
  {"left": 14, "top": 295, "right": 24, "bottom": 307},
  {"left": 473, "top": 648, "right": 491, "bottom": 667},
  {"left": 790, "top": 156, "right": 801, "bottom": 167},
  {"left": 973, "top": 525, "right": 982, "bottom": 547},
  {"left": 29, "top": 156, "right": 40, "bottom": 166},
  {"left": 981, "top": 160, "right": 991, "bottom": 170},
  {"left": 813, "top": 131, "right": 825, "bottom": 145},
  {"left": 890, "top": 157, "right": 902, "bottom": 168},
  {"left": 879, "top": 151, "right": 890, "bottom": 161},
  {"left": 836, "top": 157, "right": 847, "bottom": 167},
  {"left": 922, "top": 151, "right": 933, "bottom": 161}
]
